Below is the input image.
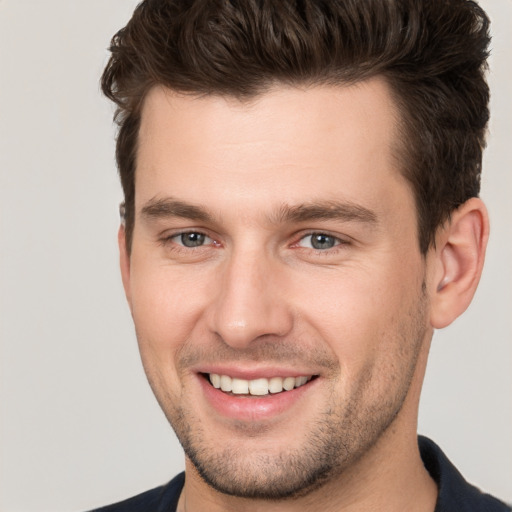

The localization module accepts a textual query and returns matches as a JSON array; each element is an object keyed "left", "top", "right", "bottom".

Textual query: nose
[{"left": 206, "top": 249, "right": 293, "bottom": 349}]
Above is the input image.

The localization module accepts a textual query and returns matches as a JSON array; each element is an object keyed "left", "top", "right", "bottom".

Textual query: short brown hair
[{"left": 101, "top": 0, "right": 490, "bottom": 254}]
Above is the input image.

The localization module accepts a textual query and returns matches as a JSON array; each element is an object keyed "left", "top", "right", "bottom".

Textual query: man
[{"left": 94, "top": 0, "right": 510, "bottom": 510}]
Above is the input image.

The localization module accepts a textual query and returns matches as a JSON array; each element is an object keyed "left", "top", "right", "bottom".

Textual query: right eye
[{"left": 171, "top": 232, "right": 213, "bottom": 248}]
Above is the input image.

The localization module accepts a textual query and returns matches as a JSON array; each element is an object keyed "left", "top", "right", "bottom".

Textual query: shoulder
[
  {"left": 87, "top": 472, "right": 185, "bottom": 512},
  {"left": 419, "top": 436, "right": 511, "bottom": 512}
]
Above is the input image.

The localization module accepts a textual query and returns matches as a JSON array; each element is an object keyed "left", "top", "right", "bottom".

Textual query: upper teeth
[{"left": 209, "top": 374, "right": 311, "bottom": 395}]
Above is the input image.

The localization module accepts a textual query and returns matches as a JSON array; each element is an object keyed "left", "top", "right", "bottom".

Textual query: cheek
[
  {"left": 128, "top": 265, "right": 214, "bottom": 408},
  {"left": 129, "top": 261, "right": 212, "bottom": 364},
  {"left": 291, "top": 261, "right": 422, "bottom": 373}
]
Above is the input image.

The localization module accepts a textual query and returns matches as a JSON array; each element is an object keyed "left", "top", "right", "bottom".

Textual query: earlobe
[
  {"left": 118, "top": 225, "right": 132, "bottom": 307},
  {"left": 430, "top": 198, "right": 489, "bottom": 329}
]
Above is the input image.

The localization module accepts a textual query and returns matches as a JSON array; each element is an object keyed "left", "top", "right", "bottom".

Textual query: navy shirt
[{"left": 90, "top": 437, "right": 510, "bottom": 511}]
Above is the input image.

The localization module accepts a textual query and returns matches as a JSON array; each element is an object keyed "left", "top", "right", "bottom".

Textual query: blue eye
[
  {"left": 300, "top": 233, "right": 339, "bottom": 250},
  {"left": 174, "top": 232, "right": 212, "bottom": 248}
]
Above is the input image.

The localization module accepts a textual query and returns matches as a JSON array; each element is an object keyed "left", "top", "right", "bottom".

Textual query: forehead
[
  {"left": 138, "top": 79, "right": 399, "bottom": 158},
  {"left": 135, "top": 80, "right": 409, "bottom": 223}
]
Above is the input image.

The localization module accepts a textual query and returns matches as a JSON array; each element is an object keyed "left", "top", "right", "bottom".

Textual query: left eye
[
  {"left": 298, "top": 233, "right": 340, "bottom": 250},
  {"left": 173, "top": 232, "right": 213, "bottom": 248}
]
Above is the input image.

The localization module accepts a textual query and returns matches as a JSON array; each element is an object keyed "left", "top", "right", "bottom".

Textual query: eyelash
[
  {"left": 291, "top": 232, "right": 351, "bottom": 259},
  {"left": 159, "top": 230, "right": 349, "bottom": 255},
  {"left": 159, "top": 231, "right": 218, "bottom": 251}
]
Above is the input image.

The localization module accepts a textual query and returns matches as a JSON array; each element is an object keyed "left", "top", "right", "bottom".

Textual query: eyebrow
[
  {"left": 270, "top": 201, "right": 378, "bottom": 225},
  {"left": 140, "top": 197, "right": 378, "bottom": 226},
  {"left": 141, "top": 197, "right": 213, "bottom": 222}
]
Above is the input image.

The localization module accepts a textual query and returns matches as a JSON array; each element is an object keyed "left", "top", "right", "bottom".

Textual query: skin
[{"left": 119, "top": 78, "right": 488, "bottom": 511}]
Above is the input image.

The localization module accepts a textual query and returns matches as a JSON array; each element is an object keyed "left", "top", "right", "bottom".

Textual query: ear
[
  {"left": 118, "top": 225, "right": 132, "bottom": 308},
  {"left": 429, "top": 198, "right": 489, "bottom": 329}
]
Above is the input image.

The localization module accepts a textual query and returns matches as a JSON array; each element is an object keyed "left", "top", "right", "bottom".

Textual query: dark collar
[{"left": 419, "top": 436, "right": 510, "bottom": 511}]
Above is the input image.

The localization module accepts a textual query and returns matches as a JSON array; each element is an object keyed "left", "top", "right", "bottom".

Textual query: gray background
[{"left": 0, "top": 1, "right": 510, "bottom": 510}]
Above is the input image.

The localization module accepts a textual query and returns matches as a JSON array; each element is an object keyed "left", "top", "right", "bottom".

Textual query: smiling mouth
[{"left": 205, "top": 373, "right": 317, "bottom": 396}]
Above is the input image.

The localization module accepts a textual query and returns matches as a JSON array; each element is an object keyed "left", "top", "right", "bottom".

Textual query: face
[{"left": 122, "top": 80, "right": 433, "bottom": 499}]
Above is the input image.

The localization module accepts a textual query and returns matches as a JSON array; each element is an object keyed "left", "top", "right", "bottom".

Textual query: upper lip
[{"left": 194, "top": 365, "right": 319, "bottom": 380}]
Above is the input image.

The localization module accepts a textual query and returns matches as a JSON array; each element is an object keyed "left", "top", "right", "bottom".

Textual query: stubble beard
[{"left": 146, "top": 288, "right": 429, "bottom": 501}]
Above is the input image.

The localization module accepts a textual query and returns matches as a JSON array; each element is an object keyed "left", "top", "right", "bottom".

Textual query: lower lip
[{"left": 198, "top": 375, "right": 317, "bottom": 422}]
